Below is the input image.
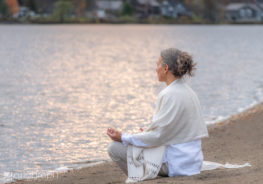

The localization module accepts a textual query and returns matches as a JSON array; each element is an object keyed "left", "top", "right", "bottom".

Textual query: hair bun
[{"left": 177, "top": 51, "right": 196, "bottom": 77}]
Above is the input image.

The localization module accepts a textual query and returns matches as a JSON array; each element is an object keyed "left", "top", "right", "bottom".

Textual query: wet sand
[{"left": 8, "top": 103, "right": 263, "bottom": 184}]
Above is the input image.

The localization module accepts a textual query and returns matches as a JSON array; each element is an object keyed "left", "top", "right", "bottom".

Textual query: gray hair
[{"left": 160, "top": 48, "right": 196, "bottom": 77}]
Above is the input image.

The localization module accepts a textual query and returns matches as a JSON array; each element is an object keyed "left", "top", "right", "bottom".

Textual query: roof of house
[
  {"left": 256, "top": 3, "right": 263, "bottom": 11},
  {"left": 161, "top": 1, "right": 190, "bottom": 12},
  {"left": 226, "top": 3, "right": 246, "bottom": 11},
  {"left": 96, "top": 0, "right": 123, "bottom": 11},
  {"left": 226, "top": 3, "right": 262, "bottom": 12},
  {"left": 137, "top": 0, "right": 160, "bottom": 7}
]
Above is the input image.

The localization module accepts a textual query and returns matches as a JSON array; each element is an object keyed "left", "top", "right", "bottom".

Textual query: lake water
[{"left": 0, "top": 24, "right": 263, "bottom": 183}]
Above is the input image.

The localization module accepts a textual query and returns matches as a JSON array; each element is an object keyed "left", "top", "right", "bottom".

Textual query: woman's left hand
[{"left": 107, "top": 128, "right": 122, "bottom": 142}]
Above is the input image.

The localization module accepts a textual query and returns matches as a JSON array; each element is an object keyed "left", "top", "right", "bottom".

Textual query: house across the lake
[
  {"left": 225, "top": 2, "right": 263, "bottom": 23},
  {"left": 160, "top": 0, "right": 191, "bottom": 18},
  {"left": 94, "top": 0, "right": 123, "bottom": 19},
  {"left": 135, "top": 0, "right": 160, "bottom": 18}
]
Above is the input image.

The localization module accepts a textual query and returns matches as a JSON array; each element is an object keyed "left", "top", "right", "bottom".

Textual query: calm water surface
[{"left": 0, "top": 24, "right": 263, "bottom": 183}]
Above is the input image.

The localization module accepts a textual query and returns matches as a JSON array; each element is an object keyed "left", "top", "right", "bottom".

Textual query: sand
[{"left": 7, "top": 103, "right": 263, "bottom": 184}]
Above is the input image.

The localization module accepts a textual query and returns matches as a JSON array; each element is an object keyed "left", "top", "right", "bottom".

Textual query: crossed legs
[{"left": 107, "top": 141, "right": 169, "bottom": 177}]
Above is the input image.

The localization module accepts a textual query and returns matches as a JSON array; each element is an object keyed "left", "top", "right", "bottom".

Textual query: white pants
[{"left": 107, "top": 141, "right": 169, "bottom": 176}]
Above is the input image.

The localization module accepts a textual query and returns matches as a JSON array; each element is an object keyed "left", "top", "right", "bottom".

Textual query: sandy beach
[{"left": 7, "top": 103, "right": 263, "bottom": 184}]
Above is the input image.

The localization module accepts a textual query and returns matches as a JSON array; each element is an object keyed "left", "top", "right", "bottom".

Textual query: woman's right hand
[{"left": 107, "top": 128, "right": 122, "bottom": 142}]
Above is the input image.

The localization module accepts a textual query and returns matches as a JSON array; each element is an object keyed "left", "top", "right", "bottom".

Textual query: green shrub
[{"left": 53, "top": 0, "right": 73, "bottom": 23}]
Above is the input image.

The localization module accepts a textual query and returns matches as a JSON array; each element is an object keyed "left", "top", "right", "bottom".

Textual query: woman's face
[{"left": 156, "top": 56, "right": 166, "bottom": 82}]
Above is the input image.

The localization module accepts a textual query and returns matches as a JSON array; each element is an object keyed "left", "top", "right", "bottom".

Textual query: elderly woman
[{"left": 107, "top": 48, "right": 208, "bottom": 183}]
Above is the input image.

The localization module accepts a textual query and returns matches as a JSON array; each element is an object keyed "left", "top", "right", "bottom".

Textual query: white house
[
  {"left": 135, "top": 0, "right": 160, "bottom": 18},
  {"left": 94, "top": 0, "right": 123, "bottom": 19},
  {"left": 161, "top": 0, "right": 191, "bottom": 18},
  {"left": 225, "top": 3, "right": 263, "bottom": 22}
]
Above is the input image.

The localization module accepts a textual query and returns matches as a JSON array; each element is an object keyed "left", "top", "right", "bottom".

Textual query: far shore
[
  {"left": 7, "top": 102, "right": 263, "bottom": 184},
  {"left": 1, "top": 18, "right": 263, "bottom": 25}
]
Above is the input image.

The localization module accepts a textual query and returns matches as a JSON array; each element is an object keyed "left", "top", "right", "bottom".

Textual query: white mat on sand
[{"left": 201, "top": 161, "right": 251, "bottom": 171}]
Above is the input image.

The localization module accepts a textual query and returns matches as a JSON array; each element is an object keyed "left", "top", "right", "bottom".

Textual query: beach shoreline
[{"left": 6, "top": 102, "right": 263, "bottom": 184}]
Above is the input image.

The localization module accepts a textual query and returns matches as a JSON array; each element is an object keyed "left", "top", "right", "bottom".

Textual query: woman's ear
[{"left": 164, "top": 64, "right": 169, "bottom": 73}]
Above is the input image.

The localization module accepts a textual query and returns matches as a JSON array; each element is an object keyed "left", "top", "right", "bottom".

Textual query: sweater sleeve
[
  {"left": 121, "top": 133, "right": 150, "bottom": 147},
  {"left": 132, "top": 92, "right": 183, "bottom": 147}
]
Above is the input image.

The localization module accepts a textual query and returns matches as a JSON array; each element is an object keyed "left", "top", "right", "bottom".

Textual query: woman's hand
[{"left": 107, "top": 128, "right": 122, "bottom": 142}]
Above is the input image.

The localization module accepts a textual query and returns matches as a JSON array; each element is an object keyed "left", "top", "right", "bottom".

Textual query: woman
[{"left": 107, "top": 48, "right": 209, "bottom": 183}]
